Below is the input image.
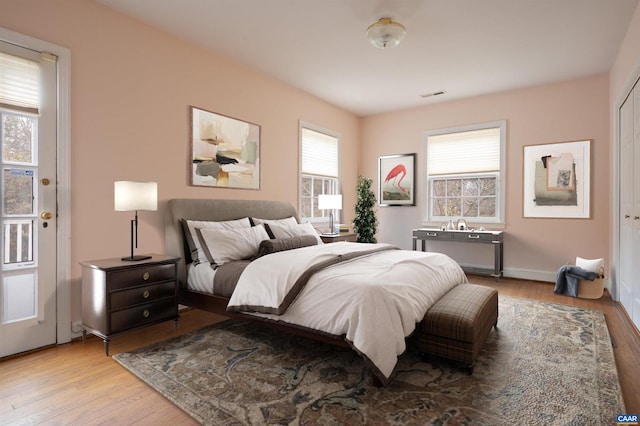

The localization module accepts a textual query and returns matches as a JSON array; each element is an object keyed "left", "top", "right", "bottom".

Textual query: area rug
[{"left": 113, "top": 296, "right": 625, "bottom": 425}]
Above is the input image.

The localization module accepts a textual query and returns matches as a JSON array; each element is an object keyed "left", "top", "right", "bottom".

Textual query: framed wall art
[
  {"left": 190, "top": 106, "right": 260, "bottom": 189},
  {"left": 523, "top": 140, "right": 591, "bottom": 218},
  {"left": 378, "top": 153, "right": 416, "bottom": 206}
]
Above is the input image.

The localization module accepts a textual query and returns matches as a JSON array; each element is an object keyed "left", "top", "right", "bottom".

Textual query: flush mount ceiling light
[{"left": 366, "top": 18, "right": 406, "bottom": 49}]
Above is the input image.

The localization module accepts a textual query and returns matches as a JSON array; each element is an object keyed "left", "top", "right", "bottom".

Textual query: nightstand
[
  {"left": 80, "top": 254, "right": 180, "bottom": 355},
  {"left": 320, "top": 233, "right": 358, "bottom": 243}
]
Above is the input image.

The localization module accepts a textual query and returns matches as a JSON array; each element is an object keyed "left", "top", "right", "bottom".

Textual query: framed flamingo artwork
[{"left": 378, "top": 153, "right": 416, "bottom": 206}]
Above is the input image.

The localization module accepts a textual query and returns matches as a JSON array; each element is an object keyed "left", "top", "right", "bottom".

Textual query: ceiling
[{"left": 95, "top": 0, "right": 639, "bottom": 117}]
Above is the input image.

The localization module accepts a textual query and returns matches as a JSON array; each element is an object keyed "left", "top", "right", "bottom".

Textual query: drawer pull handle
[
  {"left": 143, "top": 272, "right": 150, "bottom": 281},
  {"left": 467, "top": 234, "right": 481, "bottom": 239},
  {"left": 426, "top": 232, "right": 437, "bottom": 237},
  {"left": 143, "top": 309, "right": 150, "bottom": 318},
  {"left": 142, "top": 290, "right": 150, "bottom": 299}
]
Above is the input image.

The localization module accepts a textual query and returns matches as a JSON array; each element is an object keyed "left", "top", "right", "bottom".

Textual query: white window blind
[
  {"left": 427, "top": 128, "right": 500, "bottom": 175},
  {"left": 0, "top": 51, "right": 40, "bottom": 114},
  {"left": 301, "top": 127, "right": 338, "bottom": 177}
]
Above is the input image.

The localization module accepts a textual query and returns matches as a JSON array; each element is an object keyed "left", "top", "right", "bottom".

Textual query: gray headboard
[{"left": 165, "top": 198, "right": 300, "bottom": 287}]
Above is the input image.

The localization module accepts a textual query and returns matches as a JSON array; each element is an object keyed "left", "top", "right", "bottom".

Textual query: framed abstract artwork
[
  {"left": 378, "top": 153, "right": 416, "bottom": 206},
  {"left": 523, "top": 140, "right": 591, "bottom": 218},
  {"left": 190, "top": 106, "right": 260, "bottom": 189}
]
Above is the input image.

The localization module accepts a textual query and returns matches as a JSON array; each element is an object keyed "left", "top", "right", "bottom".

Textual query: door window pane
[
  {"left": 3, "top": 168, "right": 34, "bottom": 215},
  {"left": 2, "top": 272, "right": 36, "bottom": 323},
  {"left": 3, "top": 220, "right": 34, "bottom": 265},
  {"left": 2, "top": 113, "right": 35, "bottom": 164}
]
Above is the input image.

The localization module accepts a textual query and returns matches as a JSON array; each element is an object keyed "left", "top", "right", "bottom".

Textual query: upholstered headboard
[{"left": 165, "top": 198, "right": 300, "bottom": 287}]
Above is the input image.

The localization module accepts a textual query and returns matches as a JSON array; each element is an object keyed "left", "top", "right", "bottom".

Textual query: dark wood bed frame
[{"left": 165, "top": 198, "right": 352, "bottom": 350}]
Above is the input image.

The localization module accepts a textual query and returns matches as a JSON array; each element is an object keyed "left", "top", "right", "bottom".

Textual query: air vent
[{"left": 420, "top": 91, "right": 446, "bottom": 98}]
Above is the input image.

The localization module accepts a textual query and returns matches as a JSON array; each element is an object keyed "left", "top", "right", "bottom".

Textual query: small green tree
[{"left": 353, "top": 175, "right": 378, "bottom": 243}]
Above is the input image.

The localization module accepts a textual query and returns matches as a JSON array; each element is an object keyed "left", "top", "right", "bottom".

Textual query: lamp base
[{"left": 121, "top": 255, "right": 152, "bottom": 261}]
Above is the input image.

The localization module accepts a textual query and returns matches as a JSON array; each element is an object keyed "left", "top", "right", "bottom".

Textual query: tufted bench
[{"left": 419, "top": 283, "right": 498, "bottom": 374}]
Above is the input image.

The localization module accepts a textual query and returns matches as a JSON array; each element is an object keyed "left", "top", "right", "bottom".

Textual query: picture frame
[
  {"left": 523, "top": 140, "right": 591, "bottom": 218},
  {"left": 190, "top": 106, "right": 260, "bottom": 189},
  {"left": 378, "top": 153, "right": 416, "bottom": 206}
]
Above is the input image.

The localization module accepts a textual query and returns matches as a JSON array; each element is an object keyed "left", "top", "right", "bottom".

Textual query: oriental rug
[{"left": 113, "top": 296, "right": 625, "bottom": 425}]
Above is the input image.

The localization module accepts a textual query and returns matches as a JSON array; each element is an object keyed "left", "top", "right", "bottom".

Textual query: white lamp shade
[
  {"left": 318, "top": 194, "right": 342, "bottom": 210},
  {"left": 114, "top": 181, "right": 158, "bottom": 211}
]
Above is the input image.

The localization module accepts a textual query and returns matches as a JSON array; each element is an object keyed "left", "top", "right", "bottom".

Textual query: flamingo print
[{"left": 384, "top": 164, "right": 408, "bottom": 192}]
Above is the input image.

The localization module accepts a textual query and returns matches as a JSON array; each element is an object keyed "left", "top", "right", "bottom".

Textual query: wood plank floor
[{"left": 0, "top": 276, "right": 638, "bottom": 425}]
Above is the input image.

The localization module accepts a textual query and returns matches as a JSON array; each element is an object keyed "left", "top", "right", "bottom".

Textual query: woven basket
[{"left": 577, "top": 266, "right": 605, "bottom": 299}]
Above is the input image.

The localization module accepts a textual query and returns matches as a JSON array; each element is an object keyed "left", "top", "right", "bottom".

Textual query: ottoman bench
[{"left": 419, "top": 283, "right": 498, "bottom": 373}]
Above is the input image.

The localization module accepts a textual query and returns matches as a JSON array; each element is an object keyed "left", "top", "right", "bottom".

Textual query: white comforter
[{"left": 227, "top": 242, "right": 468, "bottom": 381}]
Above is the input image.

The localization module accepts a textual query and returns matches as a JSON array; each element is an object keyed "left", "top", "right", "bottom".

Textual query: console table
[{"left": 412, "top": 228, "right": 504, "bottom": 279}]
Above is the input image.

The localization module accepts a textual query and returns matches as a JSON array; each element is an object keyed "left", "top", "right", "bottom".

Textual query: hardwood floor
[{"left": 0, "top": 277, "right": 638, "bottom": 424}]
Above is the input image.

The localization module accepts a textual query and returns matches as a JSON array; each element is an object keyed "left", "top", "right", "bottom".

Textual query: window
[
  {"left": 299, "top": 123, "right": 339, "bottom": 222},
  {"left": 424, "top": 121, "right": 506, "bottom": 224}
]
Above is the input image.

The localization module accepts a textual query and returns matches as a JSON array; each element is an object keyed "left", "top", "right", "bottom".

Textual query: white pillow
[
  {"left": 268, "top": 222, "right": 323, "bottom": 245},
  {"left": 197, "top": 224, "right": 270, "bottom": 266},
  {"left": 576, "top": 257, "right": 604, "bottom": 274},
  {"left": 185, "top": 217, "right": 251, "bottom": 264},
  {"left": 251, "top": 216, "right": 298, "bottom": 226}
]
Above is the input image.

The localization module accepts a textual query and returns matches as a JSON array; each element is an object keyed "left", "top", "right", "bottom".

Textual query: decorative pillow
[
  {"left": 197, "top": 224, "right": 270, "bottom": 266},
  {"left": 182, "top": 217, "right": 251, "bottom": 264},
  {"left": 257, "top": 235, "right": 318, "bottom": 258},
  {"left": 576, "top": 257, "right": 604, "bottom": 274},
  {"left": 266, "top": 222, "right": 324, "bottom": 245}
]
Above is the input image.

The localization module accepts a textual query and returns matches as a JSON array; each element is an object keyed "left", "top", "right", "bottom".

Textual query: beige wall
[
  {"left": 361, "top": 74, "right": 611, "bottom": 280},
  {"left": 0, "top": 0, "right": 360, "bottom": 322}
]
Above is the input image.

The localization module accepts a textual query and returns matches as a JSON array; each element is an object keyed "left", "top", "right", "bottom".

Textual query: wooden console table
[{"left": 412, "top": 228, "right": 504, "bottom": 279}]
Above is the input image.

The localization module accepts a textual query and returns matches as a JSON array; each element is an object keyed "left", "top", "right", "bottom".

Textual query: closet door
[{"left": 619, "top": 90, "right": 634, "bottom": 318}]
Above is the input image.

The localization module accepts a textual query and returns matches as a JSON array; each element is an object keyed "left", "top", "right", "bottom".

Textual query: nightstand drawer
[
  {"left": 110, "top": 281, "right": 176, "bottom": 310},
  {"left": 111, "top": 299, "right": 176, "bottom": 333},
  {"left": 108, "top": 264, "right": 175, "bottom": 290}
]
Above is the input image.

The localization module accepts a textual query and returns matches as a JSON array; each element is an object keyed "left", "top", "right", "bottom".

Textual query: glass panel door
[{"left": 0, "top": 43, "right": 57, "bottom": 357}]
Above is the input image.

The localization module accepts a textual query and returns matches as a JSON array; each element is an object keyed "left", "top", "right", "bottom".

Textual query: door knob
[
  {"left": 625, "top": 214, "right": 630, "bottom": 218},
  {"left": 40, "top": 211, "right": 53, "bottom": 220}
]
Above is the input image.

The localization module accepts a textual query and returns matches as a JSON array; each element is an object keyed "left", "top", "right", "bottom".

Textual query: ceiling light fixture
[{"left": 366, "top": 18, "right": 406, "bottom": 49}]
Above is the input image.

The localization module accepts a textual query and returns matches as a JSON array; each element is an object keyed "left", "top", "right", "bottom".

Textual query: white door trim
[{"left": 0, "top": 26, "right": 72, "bottom": 344}]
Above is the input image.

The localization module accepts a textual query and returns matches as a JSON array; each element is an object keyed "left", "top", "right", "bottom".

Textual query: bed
[{"left": 165, "top": 198, "right": 468, "bottom": 384}]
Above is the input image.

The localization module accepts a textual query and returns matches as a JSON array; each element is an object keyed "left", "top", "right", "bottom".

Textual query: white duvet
[{"left": 227, "top": 242, "right": 468, "bottom": 381}]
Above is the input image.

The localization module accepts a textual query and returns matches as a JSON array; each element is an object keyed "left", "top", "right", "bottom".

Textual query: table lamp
[
  {"left": 114, "top": 181, "right": 157, "bottom": 261},
  {"left": 318, "top": 194, "right": 342, "bottom": 235}
]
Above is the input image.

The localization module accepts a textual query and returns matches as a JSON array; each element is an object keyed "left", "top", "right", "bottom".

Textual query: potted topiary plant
[{"left": 353, "top": 175, "right": 378, "bottom": 243}]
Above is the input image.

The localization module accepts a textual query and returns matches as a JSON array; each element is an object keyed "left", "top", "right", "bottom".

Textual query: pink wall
[
  {"left": 0, "top": 0, "right": 360, "bottom": 321},
  {"left": 361, "top": 75, "right": 611, "bottom": 279},
  {"left": 0, "top": 0, "right": 627, "bottom": 324}
]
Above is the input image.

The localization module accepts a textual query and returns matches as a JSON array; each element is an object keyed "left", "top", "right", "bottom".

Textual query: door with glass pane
[{"left": 0, "top": 45, "right": 57, "bottom": 358}]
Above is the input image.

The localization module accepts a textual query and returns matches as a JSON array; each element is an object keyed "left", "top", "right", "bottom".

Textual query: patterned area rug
[{"left": 113, "top": 296, "right": 625, "bottom": 425}]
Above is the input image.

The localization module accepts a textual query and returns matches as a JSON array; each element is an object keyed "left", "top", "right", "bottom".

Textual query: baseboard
[
  {"left": 460, "top": 264, "right": 554, "bottom": 283},
  {"left": 469, "top": 265, "right": 612, "bottom": 293},
  {"left": 502, "top": 267, "right": 556, "bottom": 283}
]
